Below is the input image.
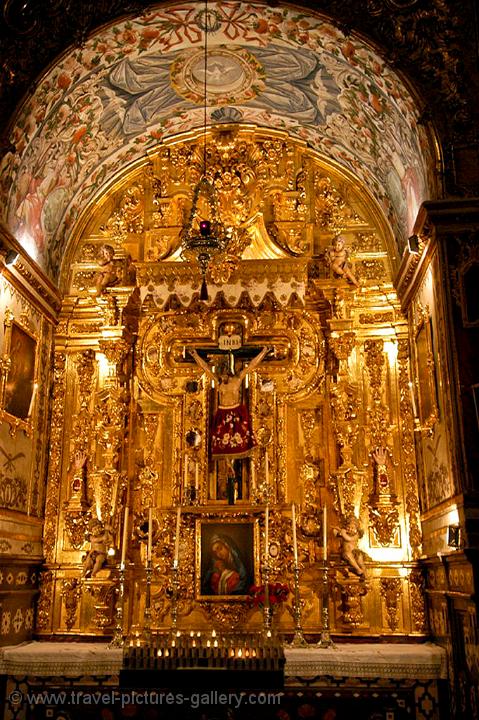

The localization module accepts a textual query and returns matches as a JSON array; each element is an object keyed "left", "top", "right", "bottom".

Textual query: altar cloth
[{"left": 0, "top": 641, "right": 447, "bottom": 681}]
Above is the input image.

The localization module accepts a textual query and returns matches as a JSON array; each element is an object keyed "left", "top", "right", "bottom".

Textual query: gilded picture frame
[
  {"left": 196, "top": 518, "right": 258, "bottom": 600},
  {"left": 414, "top": 314, "right": 438, "bottom": 433},
  {"left": 0, "top": 311, "right": 37, "bottom": 435}
]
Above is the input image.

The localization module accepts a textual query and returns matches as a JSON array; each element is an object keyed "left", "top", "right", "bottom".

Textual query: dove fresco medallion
[{"left": 170, "top": 46, "right": 265, "bottom": 105}]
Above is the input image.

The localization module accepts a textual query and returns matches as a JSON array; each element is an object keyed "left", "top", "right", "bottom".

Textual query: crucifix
[{"left": 187, "top": 344, "right": 272, "bottom": 503}]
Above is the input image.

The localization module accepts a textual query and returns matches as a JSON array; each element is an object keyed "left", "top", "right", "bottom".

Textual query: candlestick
[
  {"left": 262, "top": 559, "right": 271, "bottom": 637},
  {"left": 265, "top": 506, "right": 269, "bottom": 556},
  {"left": 147, "top": 507, "right": 152, "bottom": 562},
  {"left": 144, "top": 558, "right": 152, "bottom": 643},
  {"left": 120, "top": 507, "right": 129, "bottom": 569},
  {"left": 290, "top": 564, "right": 307, "bottom": 647},
  {"left": 174, "top": 506, "right": 181, "bottom": 565},
  {"left": 323, "top": 505, "right": 327, "bottom": 562},
  {"left": 250, "top": 454, "right": 256, "bottom": 497},
  {"left": 109, "top": 563, "right": 125, "bottom": 647},
  {"left": 317, "top": 560, "right": 335, "bottom": 648},
  {"left": 170, "top": 562, "right": 180, "bottom": 632},
  {"left": 292, "top": 503, "right": 298, "bottom": 566},
  {"left": 184, "top": 458, "right": 188, "bottom": 502}
]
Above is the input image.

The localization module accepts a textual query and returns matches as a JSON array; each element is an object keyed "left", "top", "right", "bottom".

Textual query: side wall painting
[{"left": 3, "top": 321, "right": 37, "bottom": 423}]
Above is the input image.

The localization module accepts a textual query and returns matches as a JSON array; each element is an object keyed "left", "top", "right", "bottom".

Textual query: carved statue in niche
[
  {"left": 325, "top": 235, "right": 359, "bottom": 287},
  {"left": 190, "top": 344, "right": 270, "bottom": 504},
  {"left": 333, "top": 514, "right": 366, "bottom": 577},
  {"left": 82, "top": 517, "right": 112, "bottom": 578}
]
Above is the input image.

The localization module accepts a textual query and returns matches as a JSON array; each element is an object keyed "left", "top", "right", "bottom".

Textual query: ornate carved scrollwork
[
  {"left": 328, "top": 329, "right": 363, "bottom": 522},
  {"left": 35, "top": 570, "right": 54, "bottom": 632},
  {"left": 380, "top": 577, "right": 403, "bottom": 631},
  {"left": 335, "top": 575, "right": 368, "bottom": 628},
  {"left": 409, "top": 569, "right": 427, "bottom": 633},
  {"left": 43, "top": 352, "right": 67, "bottom": 563},
  {"left": 397, "top": 340, "right": 423, "bottom": 558},
  {"left": 63, "top": 351, "right": 96, "bottom": 550},
  {"left": 61, "top": 578, "right": 81, "bottom": 631},
  {"left": 84, "top": 580, "right": 116, "bottom": 630}
]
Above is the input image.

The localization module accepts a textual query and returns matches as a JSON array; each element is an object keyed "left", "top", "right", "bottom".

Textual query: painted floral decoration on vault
[{"left": 0, "top": 1, "right": 434, "bottom": 282}]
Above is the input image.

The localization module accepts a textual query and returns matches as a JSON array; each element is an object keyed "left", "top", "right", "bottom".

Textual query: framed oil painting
[
  {"left": 1, "top": 315, "right": 37, "bottom": 432},
  {"left": 414, "top": 315, "right": 438, "bottom": 432},
  {"left": 196, "top": 518, "right": 258, "bottom": 600}
]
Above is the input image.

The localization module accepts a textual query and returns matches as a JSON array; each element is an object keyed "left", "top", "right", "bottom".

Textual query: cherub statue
[
  {"left": 82, "top": 518, "right": 112, "bottom": 578},
  {"left": 325, "top": 235, "right": 359, "bottom": 287},
  {"left": 333, "top": 514, "right": 365, "bottom": 576},
  {"left": 94, "top": 244, "right": 120, "bottom": 295}
]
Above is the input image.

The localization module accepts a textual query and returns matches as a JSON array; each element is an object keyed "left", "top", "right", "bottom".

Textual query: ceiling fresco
[{"left": 0, "top": 1, "right": 437, "bottom": 285}]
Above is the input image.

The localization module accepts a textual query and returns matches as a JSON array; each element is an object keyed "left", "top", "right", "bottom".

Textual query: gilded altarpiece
[{"left": 40, "top": 128, "right": 426, "bottom": 639}]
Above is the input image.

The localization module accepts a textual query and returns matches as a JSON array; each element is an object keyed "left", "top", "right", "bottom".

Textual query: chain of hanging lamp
[{"left": 180, "top": 0, "right": 230, "bottom": 300}]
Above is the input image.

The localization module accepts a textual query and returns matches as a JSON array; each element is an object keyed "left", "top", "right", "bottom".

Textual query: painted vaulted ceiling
[{"left": 0, "top": 1, "right": 445, "bottom": 284}]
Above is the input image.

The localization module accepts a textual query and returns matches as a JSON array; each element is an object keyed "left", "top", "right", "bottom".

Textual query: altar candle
[
  {"left": 28, "top": 383, "right": 38, "bottom": 417},
  {"left": 323, "top": 505, "right": 327, "bottom": 561},
  {"left": 147, "top": 507, "right": 152, "bottom": 562},
  {"left": 265, "top": 506, "right": 269, "bottom": 555},
  {"left": 250, "top": 455, "right": 256, "bottom": 492},
  {"left": 265, "top": 451, "right": 269, "bottom": 487},
  {"left": 195, "top": 461, "right": 199, "bottom": 493},
  {"left": 120, "top": 506, "right": 129, "bottom": 569},
  {"left": 292, "top": 502, "right": 298, "bottom": 566},
  {"left": 174, "top": 506, "right": 181, "bottom": 565}
]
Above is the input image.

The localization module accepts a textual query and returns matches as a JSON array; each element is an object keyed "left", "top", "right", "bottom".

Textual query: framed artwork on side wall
[{"left": 0, "top": 310, "right": 37, "bottom": 435}]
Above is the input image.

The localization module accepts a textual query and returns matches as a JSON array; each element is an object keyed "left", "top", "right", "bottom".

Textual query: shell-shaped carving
[{"left": 211, "top": 106, "right": 243, "bottom": 123}]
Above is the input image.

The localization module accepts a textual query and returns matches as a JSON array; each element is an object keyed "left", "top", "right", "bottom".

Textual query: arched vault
[{"left": 0, "top": 1, "right": 438, "bottom": 286}]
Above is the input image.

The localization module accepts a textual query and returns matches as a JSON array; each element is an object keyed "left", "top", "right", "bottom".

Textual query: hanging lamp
[{"left": 180, "top": 0, "right": 230, "bottom": 300}]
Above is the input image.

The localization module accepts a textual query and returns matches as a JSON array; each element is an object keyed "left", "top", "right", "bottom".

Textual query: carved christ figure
[{"left": 190, "top": 346, "right": 269, "bottom": 460}]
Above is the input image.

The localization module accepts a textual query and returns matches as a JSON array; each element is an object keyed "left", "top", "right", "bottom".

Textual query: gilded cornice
[
  {"left": 395, "top": 198, "right": 479, "bottom": 311},
  {"left": 0, "top": 224, "right": 61, "bottom": 319}
]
